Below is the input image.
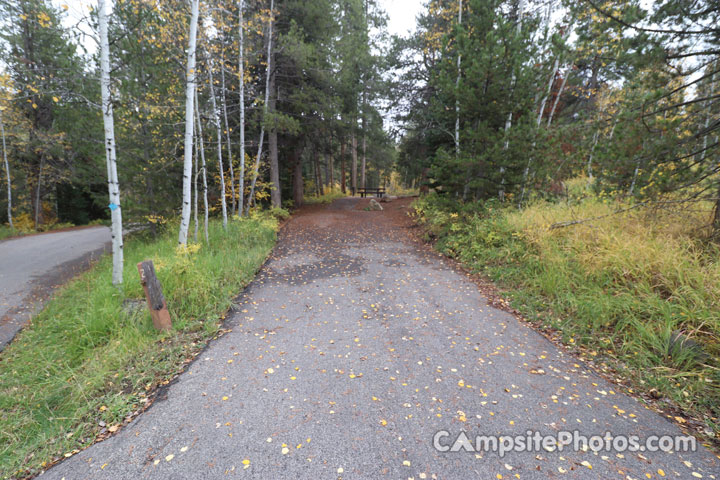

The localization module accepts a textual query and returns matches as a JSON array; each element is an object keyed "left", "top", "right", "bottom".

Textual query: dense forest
[
  {"left": 393, "top": 0, "right": 719, "bottom": 218},
  {"left": 0, "top": 0, "right": 394, "bottom": 242},
  {"left": 1, "top": 0, "right": 719, "bottom": 262}
]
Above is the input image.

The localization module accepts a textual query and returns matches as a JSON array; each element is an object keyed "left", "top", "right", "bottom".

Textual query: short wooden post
[{"left": 137, "top": 260, "right": 172, "bottom": 331}]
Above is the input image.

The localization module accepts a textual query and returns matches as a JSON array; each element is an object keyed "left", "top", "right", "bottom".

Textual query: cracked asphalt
[{"left": 42, "top": 198, "right": 719, "bottom": 479}]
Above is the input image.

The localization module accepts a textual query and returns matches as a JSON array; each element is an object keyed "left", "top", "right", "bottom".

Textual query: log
[{"left": 137, "top": 260, "right": 172, "bottom": 331}]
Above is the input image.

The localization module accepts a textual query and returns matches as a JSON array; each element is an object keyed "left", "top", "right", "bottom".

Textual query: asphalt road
[
  {"left": 42, "top": 200, "right": 718, "bottom": 479},
  {"left": 0, "top": 226, "right": 111, "bottom": 349}
]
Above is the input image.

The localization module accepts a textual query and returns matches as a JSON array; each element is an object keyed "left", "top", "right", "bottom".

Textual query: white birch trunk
[
  {"left": 98, "top": 0, "right": 124, "bottom": 285},
  {"left": 238, "top": 0, "right": 246, "bottom": 216},
  {"left": 205, "top": 50, "right": 227, "bottom": 229},
  {"left": 499, "top": 0, "right": 524, "bottom": 201},
  {"left": 246, "top": 0, "right": 273, "bottom": 213},
  {"left": 519, "top": 34, "right": 566, "bottom": 206},
  {"left": 547, "top": 64, "right": 568, "bottom": 127},
  {"left": 454, "top": 0, "right": 462, "bottom": 156},
  {"left": 178, "top": 0, "right": 200, "bottom": 246},
  {"left": 220, "top": 62, "right": 237, "bottom": 216},
  {"left": 193, "top": 131, "right": 199, "bottom": 242},
  {"left": 587, "top": 129, "right": 599, "bottom": 180},
  {"left": 0, "top": 111, "right": 12, "bottom": 228},
  {"left": 195, "top": 88, "right": 209, "bottom": 243},
  {"left": 699, "top": 75, "right": 715, "bottom": 162}
]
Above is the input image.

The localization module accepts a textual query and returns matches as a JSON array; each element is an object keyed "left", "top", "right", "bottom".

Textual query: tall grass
[
  {"left": 0, "top": 214, "right": 277, "bottom": 478},
  {"left": 413, "top": 188, "right": 720, "bottom": 440},
  {"left": 303, "top": 185, "right": 347, "bottom": 205}
]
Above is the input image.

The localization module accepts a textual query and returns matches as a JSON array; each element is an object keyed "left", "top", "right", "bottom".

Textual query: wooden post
[{"left": 137, "top": 260, "right": 172, "bottom": 331}]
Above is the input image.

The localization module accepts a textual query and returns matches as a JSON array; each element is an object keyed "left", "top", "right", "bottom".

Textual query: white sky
[
  {"left": 57, "top": 0, "right": 426, "bottom": 56},
  {"left": 380, "top": 0, "right": 424, "bottom": 37}
]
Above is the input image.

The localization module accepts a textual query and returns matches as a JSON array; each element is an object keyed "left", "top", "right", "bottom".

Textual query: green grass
[
  {"left": 412, "top": 190, "right": 720, "bottom": 443},
  {"left": 0, "top": 214, "right": 278, "bottom": 478},
  {"left": 0, "top": 225, "right": 16, "bottom": 241},
  {"left": 303, "top": 186, "right": 347, "bottom": 205}
]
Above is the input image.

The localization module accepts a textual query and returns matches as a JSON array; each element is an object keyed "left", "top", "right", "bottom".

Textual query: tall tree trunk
[
  {"left": 519, "top": 20, "right": 572, "bottom": 207},
  {"left": 178, "top": 0, "right": 200, "bottom": 246},
  {"left": 519, "top": 55, "right": 561, "bottom": 206},
  {"left": 324, "top": 153, "right": 331, "bottom": 187},
  {"left": 499, "top": 0, "right": 524, "bottom": 202},
  {"left": 195, "top": 89, "right": 209, "bottom": 243},
  {"left": 454, "top": 0, "right": 462, "bottom": 157},
  {"left": 361, "top": 124, "right": 367, "bottom": 189},
  {"left": 292, "top": 145, "right": 304, "bottom": 207},
  {"left": 351, "top": 130, "right": 357, "bottom": 194},
  {"left": 340, "top": 139, "right": 346, "bottom": 193},
  {"left": 220, "top": 58, "right": 236, "bottom": 216},
  {"left": 268, "top": 63, "right": 280, "bottom": 208},
  {"left": 237, "top": 0, "right": 246, "bottom": 215},
  {"left": 246, "top": 0, "right": 274, "bottom": 213},
  {"left": 0, "top": 111, "right": 12, "bottom": 228},
  {"left": 98, "top": 0, "right": 124, "bottom": 284},
  {"left": 314, "top": 150, "right": 323, "bottom": 196},
  {"left": 139, "top": 118, "right": 156, "bottom": 233},
  {"left": 193, "top": 130, "right": 199, "bottom": 242},
  {"left": 547, "top": 65, "right": 569, "bottom": 127},
  {"left": 34, "top": 154, "right": 43, "bottom": 229},
  {"left": 206, "top": 50, "right": 228, "bottom": 228},
  {"left": 587, "top": 129, "right": 599, "bottom": 180}
]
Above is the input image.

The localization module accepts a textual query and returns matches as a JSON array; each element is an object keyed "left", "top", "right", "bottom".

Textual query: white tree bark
[
  {"left": 246, "top": 0, "right": 273, "bottom": 213},
  {"left": 98, "top": 0, "right": 124, "bottom": 285},
  {"left": 238, "top": 0, "right": 246, "bottom": 215},
  {"left": 519, "top": 24, "right": 570, "bottom": 206},
  {"left": 205, "top": 50, "right": 227, "bottom": 228},
  {"left": 0, "top": 111, "right": 12, "bottom": 229},
  {"left": 220, "top": 61, "right": 236, "bottom": 216},
  {"left": 587, "top": 129, "right": 599, "bottom": 180},
  {"left": 178, "top": 0, "right": 200, "bottom": 246},
  {"left": 454, "top": 0, "right": 462, "bottom": 157},
  {"left": 193, "top": 129, "right": 199, "bottom": 242},
  {"left": 499, "top": 0, "right": 524, "bottom": 201},
  {"left": 195, "top": 88, "right": 209, "bottom": 243},
  {"left": 547, "top": 64, "right": 569, "bottom": 126}
]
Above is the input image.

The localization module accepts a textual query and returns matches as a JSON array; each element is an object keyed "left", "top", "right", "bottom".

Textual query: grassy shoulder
[
  {"left": 302, "top": 186, "right": 348, "bottom": 205},
  {"left": 0, "top": 213, "right": 279, "bottom": 478},
  {"left": 412, "top": 186, "right": 720, "bottom": 443}
]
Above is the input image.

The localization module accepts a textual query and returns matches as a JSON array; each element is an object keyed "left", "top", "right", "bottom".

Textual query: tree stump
[{"left": 137, "top": 260, "right": 172, "bottom": 331}]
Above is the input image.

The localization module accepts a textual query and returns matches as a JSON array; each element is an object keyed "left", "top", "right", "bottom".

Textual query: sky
[
  {"left": 55, "top": 0, "right": 426, "bottom": 56},
  {"left": 380, "top": 0, "right": 424, "bottom": 37}
]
